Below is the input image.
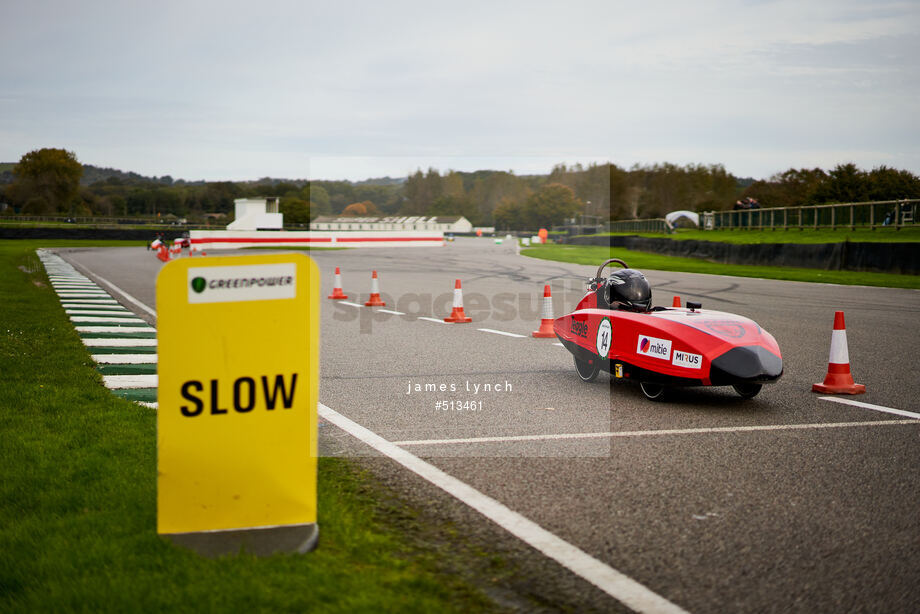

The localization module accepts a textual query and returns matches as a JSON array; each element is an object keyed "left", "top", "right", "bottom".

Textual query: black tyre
[
  {"left": 732, "top": 383, "right": 762, "bottom": 399},
  {"left": 639, "top": 381, "right": 667, "bottom": 401},
  {"left": 574, "top": 356, "right": 600, "bottom": 383}
]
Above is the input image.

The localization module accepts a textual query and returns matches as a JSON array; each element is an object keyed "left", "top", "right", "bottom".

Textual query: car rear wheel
[
  {"left": 732, "top": 383, "right": 762, "bottom": 399},
  {"left": 574, "top": 356, "right": 600, "bottom": 382},
  {"left": 639, "top": 381, "right": 667, "bottom": 401}
]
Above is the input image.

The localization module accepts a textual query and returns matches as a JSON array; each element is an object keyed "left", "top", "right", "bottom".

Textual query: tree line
[{"left": 2, "top": 149, "right": 918, "bottom": 230}]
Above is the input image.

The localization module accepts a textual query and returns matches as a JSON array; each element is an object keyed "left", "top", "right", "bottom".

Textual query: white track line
[
  {"left": 339, "top": 301, "right": 364, "bottom": 308},
  {"left": 819, "top": 397, "right": 920, "bottom": 420},
  {"left": 478, "top": 328, "right": 526, "bottom": 338},
  {"left": 318, "top": 402, "right": 687, "bottom": 614},
  {"left": 92, "top": 354, "right": 158, "bottom": 364},
  {"left": 66, "top": 309, "right": 136, "bottom": 316},
  {"left": 53, "top": 287, "right": 99, "bottom": 291},
  {"left": 102, "top": 374, "right": 158, "bottom": 389},
  {"left": 418, "top": 316, "right": 449, "bottom": 324},
  {"left": 391, "top": 419, "right": 920, "bottom": 446},
  {"left": 60, "top": 299, "right": 119, "bottom": 305},
  {"left": 82, "top": 338, "right": 158, "bottom": 347},
  {"left": 70, "top": 316, "right": 146, "bottom": 324},
  {"left": 376, "top": 309, "right": 405, "bottom": 315},
  {"left": 75, "top": 326, "right": 155, "bottom": 334}
]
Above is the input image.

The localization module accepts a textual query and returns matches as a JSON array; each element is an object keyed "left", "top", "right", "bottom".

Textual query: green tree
[
  {"left": 9, "top": 148, "right": 83, "bottom": 215},
  {"left": 493, "top": 197, "right": 525, "bottom": 230},
  {"left": 742, "top": 168, "right": 827, "bottom": 208},
  {"left": 280, "top": 197, "right": 311, "bottom": 225},
  {"left": 866, "top": 166, "right": 920, "bottom": 201},
  {"left": 522, "top": 183, "right": 583, "bottom": 229},
  {"left": 429, "top": 194, "right": 479, "bottom": 224},
  {"left": 305, "top": 184, "right": 332, "bottom": 217},
  {"left": 811, "top": 163, "right": 868, "bottom": 203}
]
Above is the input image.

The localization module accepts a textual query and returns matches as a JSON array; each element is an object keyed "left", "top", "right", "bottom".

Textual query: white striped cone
[
  {"left": 364, "top": 270, "right": 386, "bottom": 306},
  {"left": 532, "top": 285, "right": 555, "bottom": 337},
  {"left": 444, "top": 279, "right": 472, "bottom": 323},
  {"left": 328, "top": 266, "right": 348, "bottom": 299},
  {"left": 812, "top": 311, "right": 865, "bottom": 394}
]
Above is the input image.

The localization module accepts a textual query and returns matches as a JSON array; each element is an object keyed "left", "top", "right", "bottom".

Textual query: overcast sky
[{"left": 2, "top": 0, "right": 917, "bottom": 181}]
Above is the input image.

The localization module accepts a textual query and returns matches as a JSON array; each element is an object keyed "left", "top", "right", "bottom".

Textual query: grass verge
[
  {"left": 0, "top": 239, "right": 501, "bottom": 613},
  {"left": 522, "top": 243, "right": 920, "bottom": 289}
]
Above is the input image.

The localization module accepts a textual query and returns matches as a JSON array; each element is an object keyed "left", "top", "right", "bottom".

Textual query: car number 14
[{"left": 596, "top": 318, "right": 612, "bottom": 358}]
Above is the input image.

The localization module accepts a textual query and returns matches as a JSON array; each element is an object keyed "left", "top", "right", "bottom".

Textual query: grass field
[
  {"left": 522, "top": 243, "right": 920, "bottom": 289},
  {"left": 600, "top": 226, "right": 920, "bottom": 244},
  {"left": 0, "top": 240, "right": 508, "bottom": 613}
]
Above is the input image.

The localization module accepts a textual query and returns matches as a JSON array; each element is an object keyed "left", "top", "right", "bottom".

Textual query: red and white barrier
[{"left": 189, "top": 230, "right": 444, "bottom": 251}]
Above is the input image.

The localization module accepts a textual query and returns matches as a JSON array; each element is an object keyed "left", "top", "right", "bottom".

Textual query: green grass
[
  {"left": 523, "top": 243, "right": 920, "bottom": 289},
  {"left": 0, "top": 239, "right": 505, "bottom": 613},
  {"left": 596, "top": 226, "right": 920, "bottom": 244}
]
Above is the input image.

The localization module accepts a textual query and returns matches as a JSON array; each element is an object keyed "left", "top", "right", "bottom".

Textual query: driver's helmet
[{"left": 604, "top": 269, "right": 651, "bottom": 312}]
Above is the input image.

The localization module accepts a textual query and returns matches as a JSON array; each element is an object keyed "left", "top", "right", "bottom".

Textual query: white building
[
  {"left": 227, "top": 197, "right": 283, "bottom": 231},
  {"left": 310, "top": 215, "right": 473, "bottom": 233}
]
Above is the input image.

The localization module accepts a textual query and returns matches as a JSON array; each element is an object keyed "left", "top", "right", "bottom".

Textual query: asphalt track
[{"left": 55, "top": 239, "right": 920, "bottom": 613}]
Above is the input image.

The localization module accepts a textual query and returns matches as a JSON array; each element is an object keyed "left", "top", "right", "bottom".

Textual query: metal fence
[
  {"left": 702, "top": 199, "right": 918, "bottom": 231},
  {"left": 0, "top": 215, "right": 163, "bottom": 225},
  {"left": 605, "top": 218, "right": 669, "bottom": 233}
]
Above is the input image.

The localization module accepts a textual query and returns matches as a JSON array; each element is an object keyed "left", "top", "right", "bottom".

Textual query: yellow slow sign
[{"left": 156, "top": 253, "right": 319, "bottom": 535}]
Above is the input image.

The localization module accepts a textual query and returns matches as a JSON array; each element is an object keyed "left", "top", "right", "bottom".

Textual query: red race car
[{"left": 554, "top": 259, "right": 783, "bottom": 401}]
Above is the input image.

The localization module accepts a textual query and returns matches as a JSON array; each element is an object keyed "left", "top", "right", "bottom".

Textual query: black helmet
[{"left": 604, "top": 268, "right": 651, "bottom": 312}]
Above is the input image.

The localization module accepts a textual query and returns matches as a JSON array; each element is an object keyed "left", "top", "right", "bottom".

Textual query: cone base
[
  {"left": 812, "top": 382, "right": 866, "bottom": 394},
  {"left": 812, "top": 371, "right": 865, "bottom": 394},
  {"left": 328, "top": 291, "right": 348, "bottom": 300},
  {"left": 444, "top": 308, "right": 471, "bottom": 323},
  {"left": 365, "top": 295, "right": 386, "bottom": 306},
  {"left": 532, "top": 320, "right": 555, "bottom": 337}
]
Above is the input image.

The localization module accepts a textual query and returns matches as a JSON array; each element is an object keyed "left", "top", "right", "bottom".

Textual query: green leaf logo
[{"left": 191, "top": 277, "right": 206, "bottom": 293}]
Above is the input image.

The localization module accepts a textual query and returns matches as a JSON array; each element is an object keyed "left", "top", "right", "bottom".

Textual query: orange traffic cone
[
  {"left": 532, "top": 285, "right": 555, "bottom": 337},
  {"left": 328, "top": 267, "right": 348, "bottom": 300},
  {"left": 156, "top": 245, "right": 170, "bottom": 262},
  {"left": 812, "top": 311, "right": 866, "bottom": 394},
  {"left": 364, "top": 270, "right": 386, "bottom": 306},
  {"left": 444, "top": 279, "right": 472, "bottom": 323},
  {"left": 672, "top": 295, "right": 681, "bottom": 308}
]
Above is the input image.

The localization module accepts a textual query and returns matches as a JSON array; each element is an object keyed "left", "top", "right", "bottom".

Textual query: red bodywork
[{"left": 554, "top": 289, "right": 783, "bottom": 386}]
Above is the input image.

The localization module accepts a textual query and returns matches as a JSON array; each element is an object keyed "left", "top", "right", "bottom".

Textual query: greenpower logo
[{"left": 187, "top": 263, "right": 297, "bottom": 304}]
